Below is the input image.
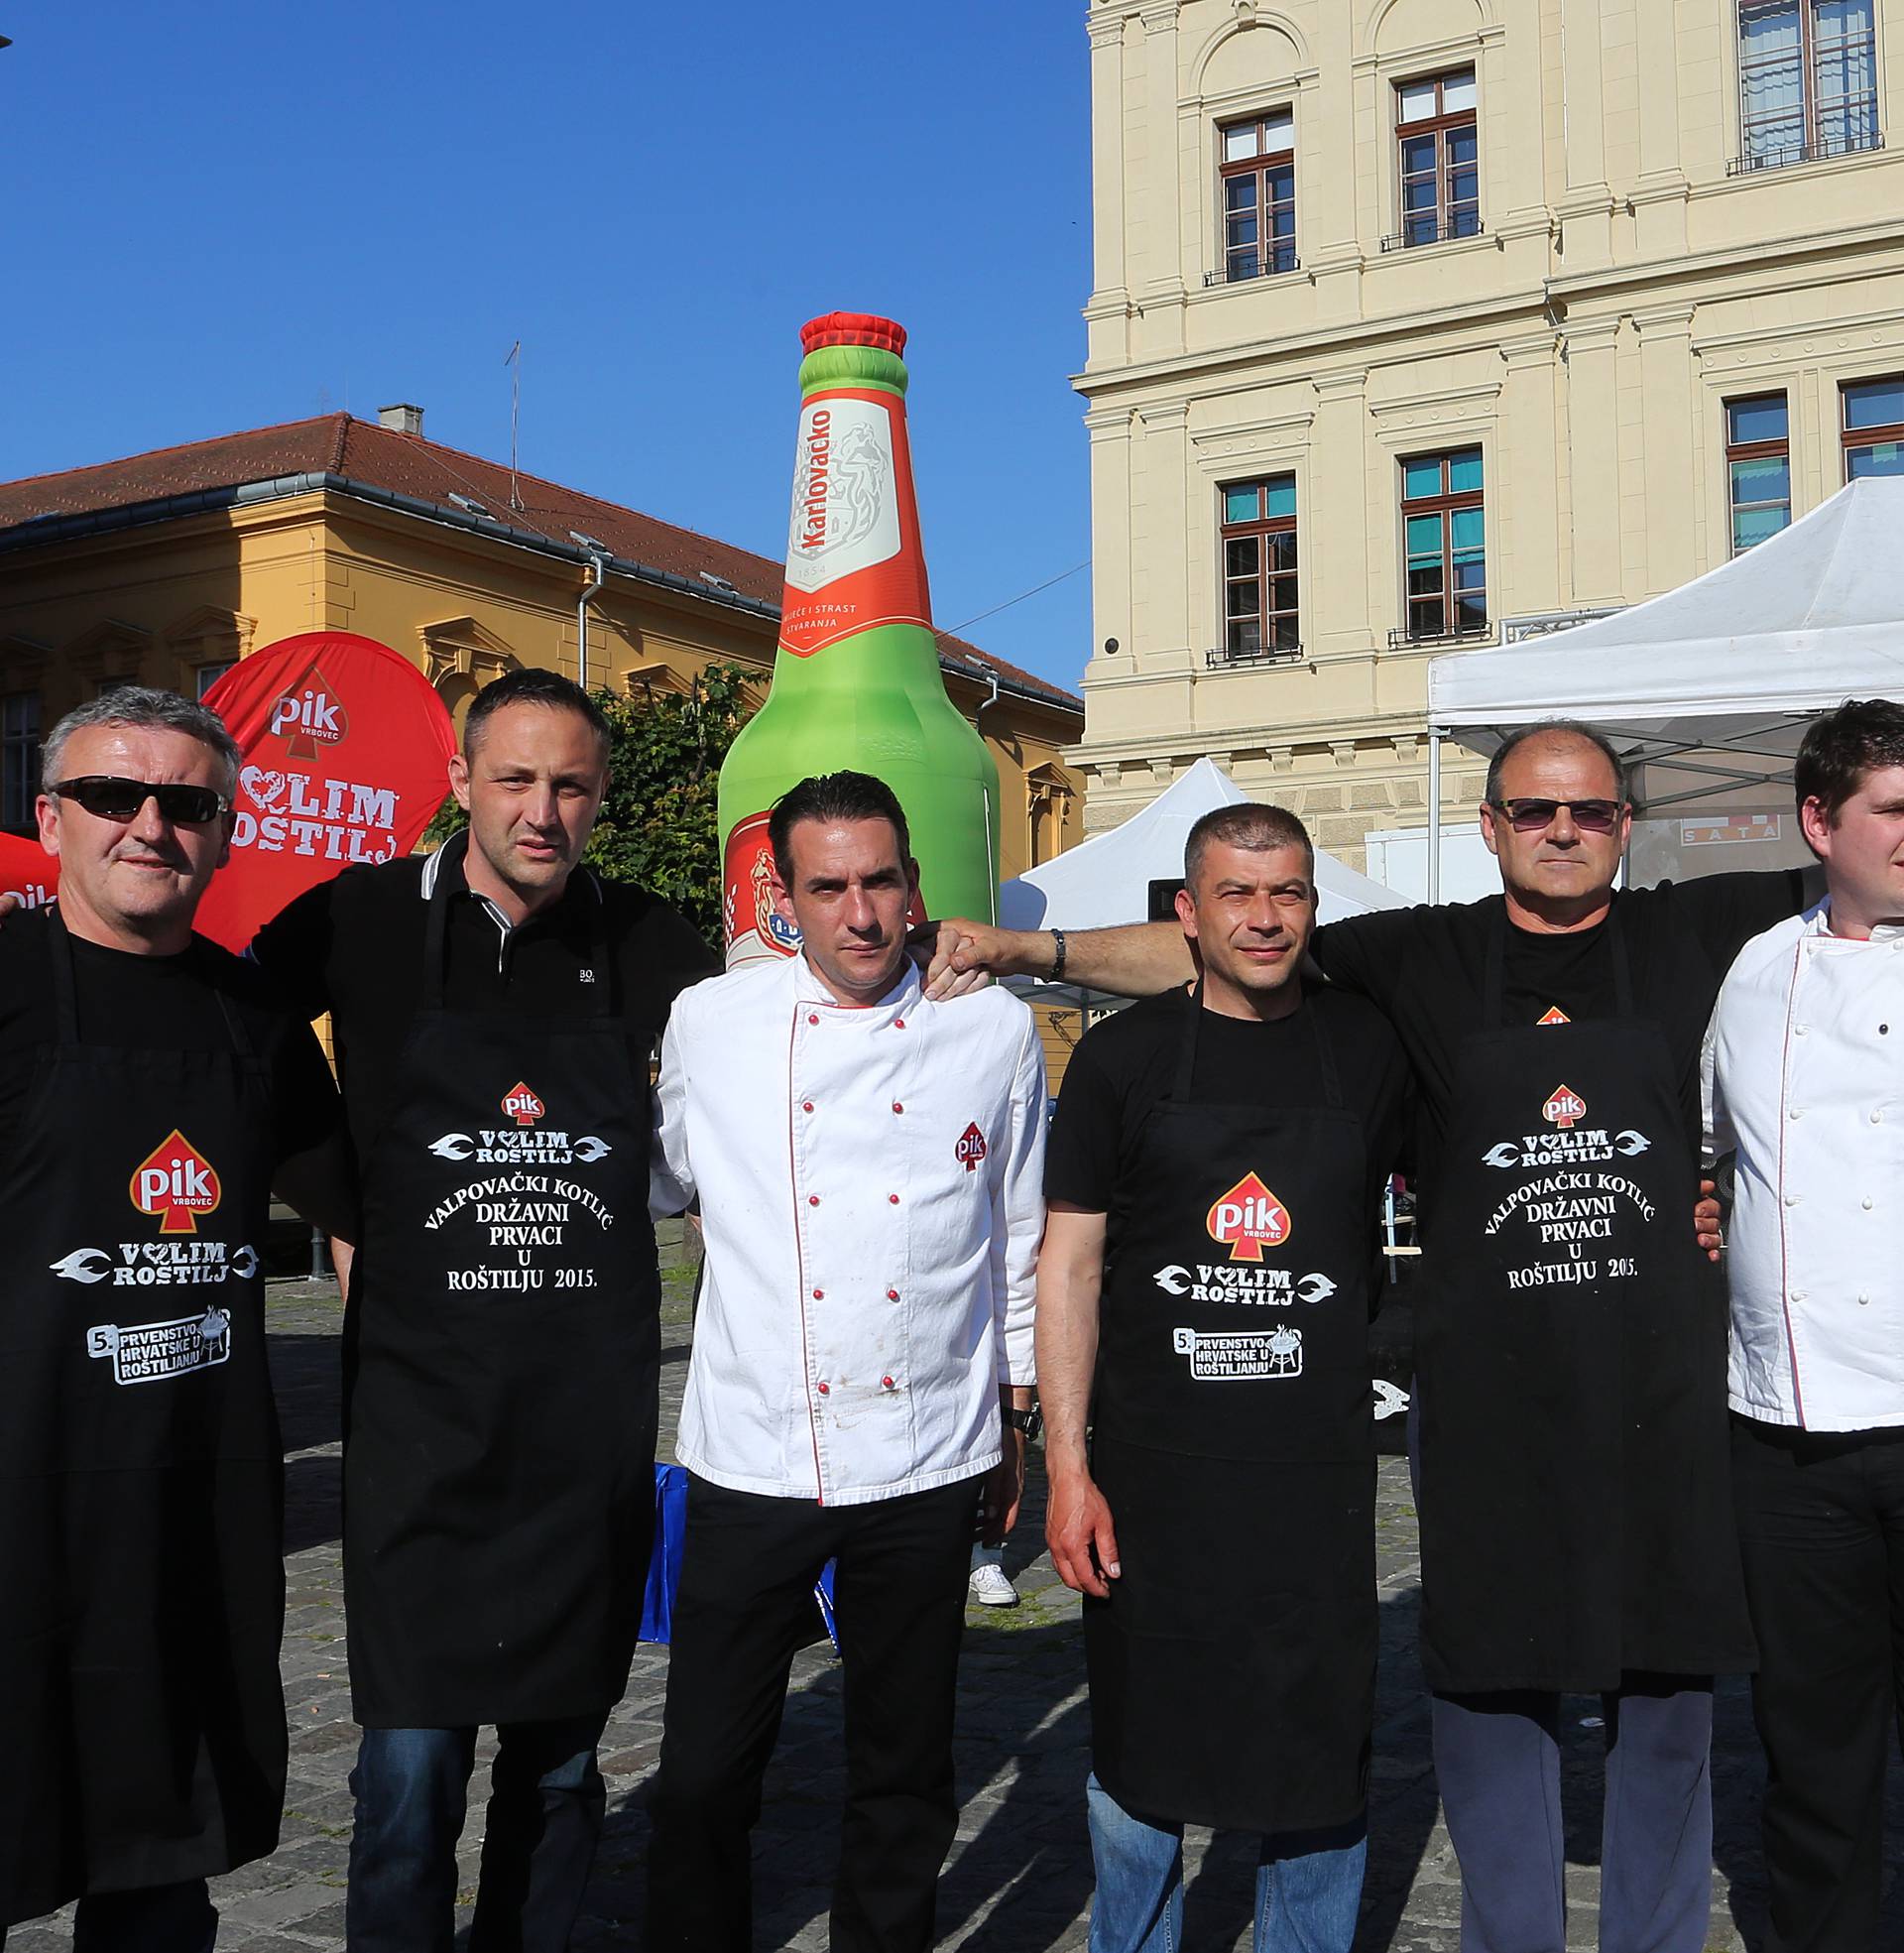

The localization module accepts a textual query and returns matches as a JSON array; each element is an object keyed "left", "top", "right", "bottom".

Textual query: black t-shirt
[
  {"left": 1310, "top": 869, "right": 1811, "bottom": 1218},
  {"left": 1045, "top": 984, "right": 1412, "bottom": 1275},
  {"left": 249, "top": 849, "right": 718, "bottom": 1159},
  {"left": 0, "top": 907, "right": 344, "bottom": 1179}
]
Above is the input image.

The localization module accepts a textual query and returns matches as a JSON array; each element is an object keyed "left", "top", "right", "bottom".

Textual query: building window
[
  {"left": 1393, "top": 69, "right": 1479, "bottom": 249},
  {"left": 1401, "top": 448, "right": 1486, "bottom": 643},
  {"left": 1219, "top": 476, "right": 1299, "bottom": 661},
  {"left": 2, "top": 692, "right": 41, "bottom": 834},
  {"left": 1217, "top": 111, "right": 1296, "bottom": 283},
  {"left": 1736, "top": 0, "right": 1879, "bottom": 170},
  {"left": 1726, "top": 395, "right": 1792, "bottom": 551},
  {"left": 1842, "top": 376, "right": 1904, "bottom": 478},
  {"left": 194, "top": 661, "right": 236, "bottom": 699}
]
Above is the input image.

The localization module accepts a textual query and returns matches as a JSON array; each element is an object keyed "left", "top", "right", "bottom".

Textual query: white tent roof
[
  {"left": 1000, "top": 755, "right": 1404, "bottom": 929},
  {"left": 1425, "top": 476, "right": 1904, "bottom": 813}
]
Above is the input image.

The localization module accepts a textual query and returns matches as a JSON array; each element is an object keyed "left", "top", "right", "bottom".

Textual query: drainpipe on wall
[{"left": 577, "top": 553, "right": 609, "bottom": 691}]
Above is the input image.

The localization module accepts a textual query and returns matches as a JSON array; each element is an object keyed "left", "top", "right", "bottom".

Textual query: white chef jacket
[
  {"left": 1704, "top": 899, "right": 1904, "bottom": 1430},
  {"left": 651, "top": 953, "right": 1045, "bottom": 1505}
]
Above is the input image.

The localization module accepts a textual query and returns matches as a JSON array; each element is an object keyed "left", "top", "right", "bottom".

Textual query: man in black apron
[
  {"left": 931, "top": 722, "right": 1819, "bottom": 1953},
  {"left": 1038, "top": 803, "right": 1407, "bottom": 1953},
  {"left": 248, "top": 671, "right": 715, "bottom": 1953},
  {"left": 1, "top": 689, "right": 346, "bottom": 1951}
]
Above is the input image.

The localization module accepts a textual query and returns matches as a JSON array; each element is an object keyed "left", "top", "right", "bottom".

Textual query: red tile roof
[{"left": 0, "top": 414, "right": 1081, "bottom": 712}]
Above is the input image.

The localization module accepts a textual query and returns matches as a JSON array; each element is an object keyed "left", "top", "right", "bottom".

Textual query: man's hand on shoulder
[{"left": 913, "top": 917, "right": 1019, "bottom": 1000}]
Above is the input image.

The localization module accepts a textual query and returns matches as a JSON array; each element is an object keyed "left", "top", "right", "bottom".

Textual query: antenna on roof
[{"left": 504, "top": 340, "right": 523, "bottom": 513}]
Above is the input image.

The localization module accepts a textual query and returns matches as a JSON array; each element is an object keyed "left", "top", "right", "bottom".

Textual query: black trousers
[
  {"left": 644, "top": 1471, "right": 981, "bottom": 1953},
  {"left": 1732, "top": 1413, "right": 1904, "bottom": 1953}
]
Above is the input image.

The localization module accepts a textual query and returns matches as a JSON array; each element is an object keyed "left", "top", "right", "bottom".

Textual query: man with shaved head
[{"left": 932, "top": 721, "right": 1818, "bottom": 1953}]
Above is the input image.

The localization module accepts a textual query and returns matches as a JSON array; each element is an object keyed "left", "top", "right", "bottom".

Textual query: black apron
[
  {"left": 1415, "top": 910, "right": 1752, "bottom": 1694},
  {"left": 0, "top": 914, "right": 285, "bottom": 1926},
  {"left": 343, "top": 837, "right": 659, "bottom": 1727},
  {"left": 1086, "top": 990, "right": 1375, "bottom": 1835}
]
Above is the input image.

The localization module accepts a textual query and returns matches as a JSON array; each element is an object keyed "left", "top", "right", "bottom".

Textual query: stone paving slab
[{"left": 10, "top": 1274, "right": 1902, "bottom": 1949}]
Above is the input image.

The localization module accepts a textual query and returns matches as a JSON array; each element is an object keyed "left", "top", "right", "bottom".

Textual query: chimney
[{"left": 378, "top": 403, "right": 424, "bottom": 435}]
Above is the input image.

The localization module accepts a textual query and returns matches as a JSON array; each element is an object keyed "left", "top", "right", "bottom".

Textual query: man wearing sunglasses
[
  {"left": 0, "top": 689, "right": 348, "bottom": 1952},
  {"left": 927, "top": 720, "right": 1819, "bottom": 1953}
]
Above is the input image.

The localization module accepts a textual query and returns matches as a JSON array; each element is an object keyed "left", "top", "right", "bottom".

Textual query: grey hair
[{"left": 43, "top": 686, "right": 242, "bottom": 799}]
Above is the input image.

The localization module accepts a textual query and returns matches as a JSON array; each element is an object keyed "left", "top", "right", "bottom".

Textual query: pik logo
[
  {"left": 1206, "top": 1172, "right": 1291, "bottom": 1263},
  {"left": 1542, "top": 1084, "right": 1588, "bottom": 1130},
  {"left": 1537, "top": 1006, "right": 1571, "bottom": 1027},
  {"left": 502, "top": 1082, "right": 545, "bottom": 1128},
  {"left": 270, "top": 664, "right": 348, "bottom": 760},
  {"left": 129, "top": 1131, "right": 222, "bottom": 1237},
  {"left": 956, "top": 1123, "right": 989, "bottom": 1173}
]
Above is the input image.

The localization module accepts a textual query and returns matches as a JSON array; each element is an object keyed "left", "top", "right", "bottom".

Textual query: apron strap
[
  {"left": 47, "top": 904, "right": 255, "bottom": 1060},
  {"left": 423, "top": 830, "right": 613, "bottom": 1017},
  {"left": 1172, "top": 979, "right": 1341, "bottom": 1108},
  {"left": 1483, "top": 899, "right": 1634, "bottom": 1025}
]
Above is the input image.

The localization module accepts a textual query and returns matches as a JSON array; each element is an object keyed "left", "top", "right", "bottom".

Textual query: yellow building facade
[
  {"left": 1076, "top": 0, "right": 1903, "bottom": 884},
  {"left": 0, "top": 413, "right": 1082, "bottom": 890}
]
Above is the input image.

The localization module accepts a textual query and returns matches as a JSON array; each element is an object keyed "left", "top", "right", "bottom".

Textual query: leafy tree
[{"left": 427, "top": 661, "right": 759, "bottom": 953}]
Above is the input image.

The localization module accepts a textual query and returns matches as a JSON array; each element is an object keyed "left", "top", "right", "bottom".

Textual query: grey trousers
[{"left": 1432, "top": 1679, "right": 1715, "bottom": 1953}]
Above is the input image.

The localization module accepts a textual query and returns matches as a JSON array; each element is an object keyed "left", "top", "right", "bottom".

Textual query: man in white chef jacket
[
  {"left": 643, "top": 769, "right": 1044, "bottom": 1953},
  {"left": 1704, "top": 697, "right": 1904, "bottom": 1953}
]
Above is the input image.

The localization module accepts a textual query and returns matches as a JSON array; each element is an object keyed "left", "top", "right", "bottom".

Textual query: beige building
[{"left": 1076, "top": 0, "right": 1900, "bottom": 889}]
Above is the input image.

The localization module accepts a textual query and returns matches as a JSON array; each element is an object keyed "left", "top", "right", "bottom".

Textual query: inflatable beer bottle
[{"left": 718, "top": 311, "right": 1001, "bottom": 967}]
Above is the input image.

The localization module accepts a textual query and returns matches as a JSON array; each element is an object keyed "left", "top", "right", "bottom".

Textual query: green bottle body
[{"left": 719, "top": 325, "right": 1001, "bottom": 966}]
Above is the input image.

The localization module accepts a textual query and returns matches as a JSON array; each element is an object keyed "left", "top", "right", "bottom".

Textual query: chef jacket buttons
[
  {"left": 1873, "top": 1109, "right": 1885, "bottom": 1124},
  {"left": 882, "top": 1375, "right": 895, "bottom": 1390},
  {"left": 892, "top": 1101, "right": 904, "bottom": 1115},
  {"left": 808, "top": 1195, "right": 820, "bottom": 1206},
  {"left": 816, "top": 1381, "right": 830, "bottom": 1395},
  {"left": 1794, "top": 1024, "right": 1808, "bottom": 1037},
  {"left": 812, "top": 1287, "right": 824, "bottom": 1299},
  {"left": 807, "top": 1014, "right": 820, "bottom": 1026},
  {"left": 887, "top": 1287, "right": 899, "bottom": 1301},
  {"left": 1789, "top": 1106, "right": 1805, "bottom": 1121},
  {"left": 802, "top": 1101, "right": 815, "bottom": 1113},
  {"left": 1864, "top": 1196, "right": 1876, "bottom": 1210},
  {"left": 888, "top": 1193, "right": 900, "bottom": 1205},
  {"left": 894, "top": 1017, "right": 906, "bottom": 1029},
  {"left": 1858, "top": 1293, "right": 1872, "bottom": 1306}
]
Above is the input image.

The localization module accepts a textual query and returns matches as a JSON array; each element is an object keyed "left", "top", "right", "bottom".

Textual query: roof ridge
[
  {"left": 0, "top": 413, "right": 344, "bottom": 495},
  {"left": 346, "top": 419, "right": 786, "bottom": 574}
]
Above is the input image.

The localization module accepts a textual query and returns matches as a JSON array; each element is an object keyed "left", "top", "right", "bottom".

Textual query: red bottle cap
[{"left": 801, "top": 311, "right": 907, "bottom": 357}]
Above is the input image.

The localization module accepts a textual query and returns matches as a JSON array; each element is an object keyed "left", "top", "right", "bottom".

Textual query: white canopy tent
[
  {"left": 1000, "top": 754, "right": 1405, "bottom": 935},
  {"left": 1423, "top": 476, "right": 1904, "bottom": 896}
]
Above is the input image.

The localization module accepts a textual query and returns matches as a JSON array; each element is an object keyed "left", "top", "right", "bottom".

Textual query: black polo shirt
[{"left": 250, "top": 847, "right": 717, "bottom": 1160}]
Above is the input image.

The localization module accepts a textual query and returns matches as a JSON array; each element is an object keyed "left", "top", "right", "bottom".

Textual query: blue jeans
[
  {"left": 345, "top": 1717, "right": 607, "bottom": 1953},
  {"left": 62, "top": 1882, "right": 217, "bottom": 1953},
  {"left": 1085, "top": 1772, "right": 1367, "bottom": 1953}
]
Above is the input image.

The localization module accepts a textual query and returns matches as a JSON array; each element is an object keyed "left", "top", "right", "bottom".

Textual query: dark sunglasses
[
  {"left": 52, "top": 776, "right": 230, "bottom": 825},
  {"left": 1488, "top": 796, "right": 1625, "bottom": 834}
]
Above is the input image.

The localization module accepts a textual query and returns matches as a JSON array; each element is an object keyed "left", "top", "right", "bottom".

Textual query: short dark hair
[
  {"left": 1184, "top": 802, "right": 1315, "bottom": 890},
  {"left": 464, "top": 669, "right": 611, "bottom": 760},
  {"left": 1484, "top": 720, "right": 1629, "bottom": 806},
  {"left": 769, "top": 771, "right": 912, "bottom": 883},
  {"left": 1794, "top": 697, "right": 1904, "bottom": 828}
]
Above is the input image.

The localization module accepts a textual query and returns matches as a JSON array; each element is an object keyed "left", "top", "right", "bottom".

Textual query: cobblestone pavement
[{"left": 12, "top": 1275, "right": 1902, "bottom": 1950}]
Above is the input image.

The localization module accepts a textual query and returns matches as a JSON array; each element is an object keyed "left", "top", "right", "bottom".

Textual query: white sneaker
[{"left": 968, "top": 1561, "right": 1019, "bottom": 1607}]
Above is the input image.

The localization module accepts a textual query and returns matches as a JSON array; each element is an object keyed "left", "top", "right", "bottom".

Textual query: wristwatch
[{"left": 1005, "top": 1405, "right": 1043, "bottom": 1442}]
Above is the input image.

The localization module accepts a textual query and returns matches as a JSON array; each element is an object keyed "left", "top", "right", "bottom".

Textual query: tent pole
[{"left": 1427, "top": 729, "right": 1443, "bottom": 905}]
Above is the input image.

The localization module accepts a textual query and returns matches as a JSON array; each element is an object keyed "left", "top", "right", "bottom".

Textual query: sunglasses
[
  {"left": 52, "top": 776, "right": 231, "bottom": 825},
  {"left": 1488, "top": 796, "right": 1625, "bottom": 834}
]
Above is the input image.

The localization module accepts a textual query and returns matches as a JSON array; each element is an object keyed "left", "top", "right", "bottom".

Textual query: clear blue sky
[{"left": 2, "top": 2, "right": 1094, "bottom": 691}]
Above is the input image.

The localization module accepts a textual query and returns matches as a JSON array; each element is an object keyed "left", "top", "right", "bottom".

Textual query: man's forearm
[
  {"left": 1035, "top": 1273, "right": 1101, "bottom": 1476},
  {"left": 991, "top": 921, "right": 1195, "bottom": 997}
]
